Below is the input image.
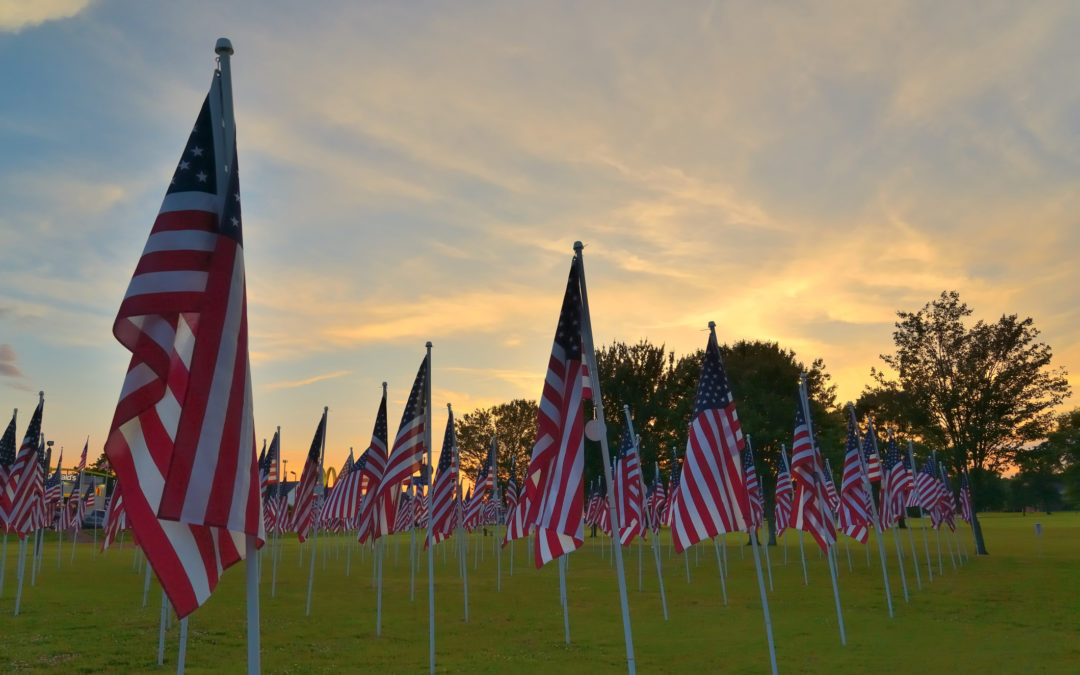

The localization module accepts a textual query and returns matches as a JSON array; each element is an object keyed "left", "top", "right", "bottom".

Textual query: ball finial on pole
[
  {"left": 573, "top": 241, "right": 583, "bottom": 252},
  {"left": 215, "top": 38, "right": 234, "bottom": 55}
]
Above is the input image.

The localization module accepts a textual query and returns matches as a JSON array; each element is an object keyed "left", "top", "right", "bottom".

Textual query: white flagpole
[
  {"left": 424, "top": 342, "right": 435, "bottom": 675},
  {"left": 577, "top": 242, "right": 635, "bottom": 674},
  {"left": 492, "top": 434, "right": 502, "bottom": 594},
  {"left": 905, "top": 510, "right": 922, "bottom": 590},
  {"left": 798, "top": 531, "right": 808, "bottom": 584},
  {"left": 452, "top": 427, "right": 469, "bottom": 623},
  {"left": 868, "top": 425, "right": 908, "bottom": 604},
  {"left": 744, "top": 434, "right": 778, "bottom": 675},
  {"left": 410, "top": 481, "right": 417, "bottom": 602},
  {"left": 271, "top": 427, "right": 281, "bottom": 598},
  {"left": 30, "top": 529, "right": 40, "bottom": 586},
  {"left": 855, "top": 410, "right": 894, "bottom": 618},
  {"left": 13, "top": 538, "right": 27, "bottom": 616},
  {"left": 305, "top": 407, "right": 327, "bottom": 617},
  {"left": 177, "top": 616, "right": 189, "bottom": 674},
  {"left": 625, "top": 418, "right": 667, "bottom": 619},
  {"left": 158, "top": 588, "right": 168, "bottom": 666},
  {"left": 909, "top": 442, "right": 934, "bottom": 582},
  {"left": 559, "top": 554, "right": 570, "bottom": 644},
  {"left": 142, "top": 557, "right": 152, "bottom": 607},
  {"left": 0, "top": 409, "right": 11, "bottom": 596},
  {"left": 799, "top": 375, "right": 845, "bottom": 645}
]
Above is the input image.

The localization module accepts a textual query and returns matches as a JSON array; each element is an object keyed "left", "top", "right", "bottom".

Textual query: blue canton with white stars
[
  {"left": 168, "top": 95, "right": 217, "bottom": 197},
  {"left": 554, "top": 258, "right": 583, "bottom": 358},
  {"left": 693, "top": 333, "right": 735, "bottom": 417},
  {"left": 398, "top": 356, "right": 429, "bottom": 430}
]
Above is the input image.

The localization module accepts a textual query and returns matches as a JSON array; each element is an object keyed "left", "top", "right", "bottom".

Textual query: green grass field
[{"left": 1, "top": 513, "right": 1077, "bottom": 673}]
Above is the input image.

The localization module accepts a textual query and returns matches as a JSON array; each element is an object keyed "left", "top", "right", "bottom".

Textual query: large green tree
[
  {"left": 455, "top": 399, "right": 538, "bottom": 491},
  {"left": 873, "top": 290, "right": 1071, "bottom": 553}
]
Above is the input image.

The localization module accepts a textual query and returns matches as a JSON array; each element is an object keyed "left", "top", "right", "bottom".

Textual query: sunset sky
[{"left": 2, "top": 1, "right": 1078, "bottom": 473}]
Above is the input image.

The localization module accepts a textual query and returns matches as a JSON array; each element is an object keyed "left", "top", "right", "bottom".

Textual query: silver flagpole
[
  {"left": 157, "top": 588, "right": 168, "bottom": 666},
  {"left": 410, "top": 481, "right": 417, "bottom": 602},
  {"left": 576, "top": 242, "right": 636, "bottom": 675},
  {"left": 624, "top": 413, "right": 668, "bottom": 620},
  {"left": 855, "top": 409, "right": 894, "bottom": 618},
  {"left": 744, "top": 432, "right": 778, "bottom": 675},
  {"left": 870, "top": 426, "right": 908, "bottom": 604},
  {"left": 176, "top": 616, "right": 188, "bottom": 674},
  {"left": 271, "top": 427, "right": 282, "bottom": 597},
  {"left": 800, "top": 375, "right": 845, "bottom": 645},
  {"left": 213, "top": 36, "right": 260, "bottom": 674},
  {"left": 306, "top": 407, "right": 327, "bottom": 617},
  {"left": 453, "top": 427, "right": 469, "bottom": 623},
  {"left": 424, "top": 343, "right": 435, "bottom": 675},
  {"left": 0, "top": 410, "right": 11, "bottom": 597},
  {"left": 13, "top": 538, "right": 27, "bottom": 616}
]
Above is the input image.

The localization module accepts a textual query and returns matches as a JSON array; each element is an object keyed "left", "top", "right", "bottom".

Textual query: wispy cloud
[
  {"left": 0, "top": 0, "right": 94, "bottom": 33},
  {"left": 265, "top": 370, "right": 350, "bottom": 391}
]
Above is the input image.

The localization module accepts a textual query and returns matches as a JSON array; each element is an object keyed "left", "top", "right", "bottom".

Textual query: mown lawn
[{"left": 1, "top": 512, "right": 1077, "bottom": 673}]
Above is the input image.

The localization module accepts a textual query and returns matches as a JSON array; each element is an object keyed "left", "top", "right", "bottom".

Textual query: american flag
[
  {"left": 355, "top": 390, "right": 389, "bottom": 544},
  {"left": 663, "top": 462, "right": 680, "bottom": 528},
  {"left": 524, "top": 256, "right": 586, "bottom": 567},
  {"left": 74, "top": 439, "right": 88, "bottom": 473},
  {"left": 323, "top": 448, "right": 366, "bottom": 521},
  {"left": 0, "top": 409, "right": 18, "bottom": 525},
  {"left": 670, "top": 327, "right": 750, "bottom": 553},
  {"left": 584, "top": 479, "right": 601, "bottom": 527},
  {"left": 102, "top": 487, "right": 127, "bottom": 550},
  {"left": 935, "top": 463, "right": 957, "bottom": 531},
  {"left": 376, "top": 356, "right": 428, "bottom": 538},
  {"left": 75, "top": 483, "right": 93, "bottom": 530},
  {"left": 473, "top": 447, "right": 494, "bottom": 502},
  {"left": 822, "top": 460, "right": 841, "bottom": 514},
  {"left": 426, "top": 408, "right": 459, "bottom": 547},
  {"left": 861, "top": 416, "right": 883, "bottom": 483},
  {"left": 6, "top": 397, "right": 43, "bottom": 537},
  {"left": 774, "top": 447, "right": 794, "bottom": 538},
  {"left": 102, "top": 68, "right": 262, "bottom": 618},
  {"left": 648, "top": 467, "right": 666, "bottom": 533},
  {"left": 293, "top": 411, "right": 326, "bottom": 543},
  {"left": 959, "top": 469, "right": 974, "bottom": 524},
  {"left": 838, "top": 412, "right": 871, "bottom": 544},
  {"left": 44, "top": 449, "right": 63, "bottom": 503},
  {"left": 743, "top": 442, "right": 764, "bottom": 532},
  {"left": 464, "top": 459, "right": 492, "bottom": 530},
  {"left": 879, "top": 430, "right": 909, "bottom": 528},
  {"left": 260, "top": 432, "right": 279, "bottom": 492},
  {"left": 913, "top": 461, "right": 940, "bottom": 514},
  {"left": 614, "top": 423, "right": 644, "bottom": 545},
  {"left": 461, "top": 488, "right": 476, "bottom": 531},
  {"left": 502, "top": 462, "right": 528, "bottom": 547},
  {"left": 791, "top": 398, "right": 836, "bottom": 553}
]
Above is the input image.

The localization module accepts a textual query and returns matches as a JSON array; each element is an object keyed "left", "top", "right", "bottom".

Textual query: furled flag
[
  {"left": 614, "top": 423, "right": 644, "bottom": 545},
  {"left": 376, "top": 355, "right": 429, "bottom": 538},
  {"left": 670, "top": 325, "right": 750, "bottom": 553},
  {"left": 293, "top": 411, "right": 327, "bottom": 543},
  {"left": 822, "top": 460, "right": 841, "bottom": 514},
  {"left": 0, "top": 409, "right": 17, "bottom": 526},
  {"left": 791, "top": 399, "right": 836, "bottom": 553},
  {"left": 743, "top": 442, "right": 765, "bottom": 532},
  {"left": 355, "top": 390, "right": 389, "bottom": 543},
  {"left": 460, "top": 488, "right": 474, "bottom": 530},
  {"left": 102, "top": 64, "right": 262, "bottom": 618},
  {"left": 862, "top": 416, "right": 883, "bottom": 483},
  {"left": 879, "top": 429, "right": 909, "bottom": 528},
  {"left": 524, "top": 256, "right": 586, "bottom": 567},
  {"left": 648, "top": 470, "right": 666, "bottom": 534},
  {"left": 774, "top": 447, "right": 794, "bottom": 538},
  {"left": 959, "top": 469, "right": 974, "bottom": 524},
  {"left": 102, "top": 487, "right": 127, "bottom": 550},
  {"left": 838, "top": 410, "right": 871, "bottom": 544},
  {"left": 426, "top": 408, "right": 459, "bottom": 548},
  {"left": 935, "top": 463, "right": 957, "bottom": 532},
  {"left": 584, "top": 479, "right": 602, "bottom": 527},
  {"left": 323, "top": 448, "right": 366, "bottom": 521},
  {"left": 6, "top": 396, "right": 44, "bottom": 537}
]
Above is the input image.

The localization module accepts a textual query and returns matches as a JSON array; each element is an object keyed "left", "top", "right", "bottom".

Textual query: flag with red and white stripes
[
  {"left": 375, "top": 355, "right": 428, "bottom": 538},
  {"left": 879, "top": 430, "right": 909, "bottom": 528},
  {"left": 862, "top": 416, "right": 883, "bottom": 483},
  {"left": 102, "top": 68, "right": 262, "bottom": 618},
  {"left": 663, "top": 464, "right": 680, "bottom": 527},
  {"left": 773, "top": 447, "right": 794, "bottom": 538},
  {"left": 426, "top": 409, "right": 458, "bottom": 547},
  {"left": 959, "top": 469, "right": 974, "bottom": 524},
  {"left": 323, "top": 448, "right": 366, "bottom": 521},
  {"left": 791, "top": 399, "right": 836, "bottom": 553},
  {"left": 5, "top": 397, "right": 43, "bottom": 537},
  {"left": 838, "top": 413, "right": 871, "bottom": 544},
  {"left": 524, "top": 256, "right": 586, "bottom": 567},
  {"left": 355, "top": 391, "right": 389, "bottom": 544},
  {"left": 74, "top": 439, "right": 88, "bottom": 473},
  {"left": 822, "top": 461, "right": 841, "bottom": 514},
  {"left": 0, "top": 409, "right": 17, "bottom": 523},
  {"left": 293, "top": 411, "right": 326, "bottom": 543},
  {"left": 44, "top": 449, "right": 63, "bottom": 503},
  {"left": 743, "top": 443, "right": 764, "bottom": 532},
  {"left": 648, "top": 471, "right": 666, "bottom": 534},
  {"left": 614, "top": 422, "right": 644, "bottom": 545},
  {"left": 670, "top": 327, "right": 750, "bottom": 553},
  {"left": 102, "top": 487, "right": 127, "bottom": 550}
]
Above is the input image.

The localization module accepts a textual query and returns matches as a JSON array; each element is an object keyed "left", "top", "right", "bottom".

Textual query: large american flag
[
  {"left": 838, "top": 413, "right": 871, "bottom": 544},
  {"left": 913, "top": 461, "right": 941, "bottom": 515},
  {"left": 0, "top": 409, "right": 18, "bottom": 526},
  {"left": 791, "top": 399, "right": 835, "bottom": 553},
  {"left": 355, "top": 390, "right": 389, "bottom": 544},
  {"left": 774, "top": 447, "right": 794, "bottom": 538},
  {"left": 5, "top": 397, "right": 43, "bottom": 537},
  {"left": 293, "top": 411, "right": 326, "bottom": 543},
  {"left": 614, "top": 423, "right": 644, "bottom": 545},
  {"left": 376, "top": 356, "right": 428, "bottom": 538},
  {"left": 879, "top": 430, "right": 909, "bottom": 528},
  {"left": 426, "top": 408, "right": 458, "bottom": 547},
  {"left": 670, "top": 327, "right": 750, "bottom": 553},
  {"left": 102, "top": 68, "right": 262, "bottom": 618},
  {"left": 743, "top": 442, "right": 765, "bottom": 532},
  {"left": 524, "top": 256, "right": 586, "bottom": 568}
]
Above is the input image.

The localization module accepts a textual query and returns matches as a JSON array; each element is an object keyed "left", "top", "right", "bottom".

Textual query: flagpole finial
[
  {"left": 215, "top": 38, "right": 234, "bottom": 56},
  {"left": 276, "top": 425, "right": 280, "bottom": 432},
  {"left": 708, "top": 320, "right": 716, "bottom": 330},
  {"left": 324, "top": 406, "right": 328, "bottom": 413},
  {"left": 446, "top": 402, "right": 452, "bottom": 412},
  {"left": 38, "top": 391, "right": 44, "bottom": 402},
  {"left": 573, "top": 241, "right": 583, "bottom": 252}
]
